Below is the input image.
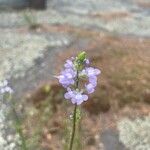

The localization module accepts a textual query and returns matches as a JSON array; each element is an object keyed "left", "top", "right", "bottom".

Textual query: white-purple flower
[
  {"left": 72, "top": 92, "right": 88, "bottom": 105},
  {"left": 57, "top": 75, "right": 75, "bottom": 88},
  {"left": 85, "top": 59, "right": 90, "bottom": 65},
  {"left": 0, "top": 80, "right": 13, "bottom": 95},
  {"left": 64, "top": 88, "right": 88, "bottom": 105},
  {"left": 56, "top": 64, "right": 77, "bottom": 88},
  {"left": 85, "top": 83, "right": 95, "bottom": 94},
  {"left": 89, "top": 76, "right": 97, "bottom": 86},
  {"left": 64, "top": 59, "right": 74, "bottom": 69},
  {"left": 81, "top": 67, "right": 100, "bottom": 93},
  {"left": 64, "top": 88, "right": 75, "bottom": 99},
  {"left": 85, "top": 67, "right": 101, "bottom": 77}
]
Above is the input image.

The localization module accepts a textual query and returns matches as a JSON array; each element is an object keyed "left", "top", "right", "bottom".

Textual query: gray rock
[
  {"left": 0, "top": 0, "right": 150, "bottom": 37},
  {"left": 101, "top": 129, "right": 127, "bottom": 150},
  {"left": 0, "top": 0, "right": 28, "bottom": 8}
]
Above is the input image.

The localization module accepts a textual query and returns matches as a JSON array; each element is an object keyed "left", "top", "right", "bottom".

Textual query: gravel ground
[
  {"left": 0, "top": 0, "right": 150, "bottom": 37},
  {"left": 0, "top": 0, "right": 150, "bottom": 149}
]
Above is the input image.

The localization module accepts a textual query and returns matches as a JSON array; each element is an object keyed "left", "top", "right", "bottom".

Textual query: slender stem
[
  {"left": 69, "top": 104, "right": 77, "bottom": 150},
  {"left": 69, "top": 70, "right": 79, "bottom": 150}
]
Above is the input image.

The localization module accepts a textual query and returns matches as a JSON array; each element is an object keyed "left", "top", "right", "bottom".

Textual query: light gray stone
[
  {"left": 0, "top": 0, "right": 28, "bottom": 8},
  {"left": 101, "top": 129, "right": 127, "bottom": 150}
]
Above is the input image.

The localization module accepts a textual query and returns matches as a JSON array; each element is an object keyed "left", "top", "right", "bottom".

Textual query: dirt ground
[
  {"left": 22, "top": 25, "right": 150, "bottom": 150},
  {"left": 0, "top": 0, "right": 150, "bottom": 149}
]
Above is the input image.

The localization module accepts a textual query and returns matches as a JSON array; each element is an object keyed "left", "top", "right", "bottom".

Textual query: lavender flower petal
[{"left": 85, "top": 83, "right": 95, "bottom": 94}]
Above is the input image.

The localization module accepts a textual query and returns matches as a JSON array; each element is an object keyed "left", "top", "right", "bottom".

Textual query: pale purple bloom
[
  {"left": 89, "top": 76, "right": 97, "bottom": 87},
  {"left": 80, "top": 67, "right": 100, "bottom": 77},
  {"left": 85, "top": 83, "right": 95, "bottom": 94},
  {"left": 4, "top": 87, "right": 13, "bottom": 93},
  {"left": 64, "top": 59, "right": 74, "bottom": 69},
  {"left": 61, "top": 69, "right": 76, "bottom": 79},
  {"left": 64, "top": 88, "right": 75, "bottom": 99},
  {"left": 0, "top": 80, "right": 13, "bottom": 94},
  {"left": 57, "top": 68, "right": 77, "bottom": 87},
  {"left": 72, "top": 92, "right": 88, "bottom": 105},
  {"left": 85, "top": 59, "right": 90, "bottom": 65},
  {"left": 85, "top": 67, "right": 101, "bottom": 77},
  {"left": 64, "top": 88, "right": 88, "bottom": 105},
  {"left": 0, "top": 88, "right": 5, "bottom": 94},
  {"left": 57, "top": 75, "right": 75, "bottom": 88}
]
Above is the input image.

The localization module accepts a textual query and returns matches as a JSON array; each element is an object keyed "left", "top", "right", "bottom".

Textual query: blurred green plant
[
  {"left": 23, "top": 10, "right": 40, "bottom": 29},
  {"left": 22, "top": 85, "right": 55, "bottom": 149},
  {"left": 6, "top": 93, "right": 28, "bottom": 150},
  {"left": 12, "top": 105, "right": 28, "bottom": 150}
]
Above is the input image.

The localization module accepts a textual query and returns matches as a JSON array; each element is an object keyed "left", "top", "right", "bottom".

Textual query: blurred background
[{"left": 0, "top": 0, "right": 150, "bottom": 150}]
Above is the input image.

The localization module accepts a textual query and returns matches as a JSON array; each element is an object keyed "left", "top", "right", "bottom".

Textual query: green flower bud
[
  {"left": 77, "top": 51, "right": 86, "bottom": 63},
  {"left": 74, "top": 51, "right": 87, "bottom": 71}
]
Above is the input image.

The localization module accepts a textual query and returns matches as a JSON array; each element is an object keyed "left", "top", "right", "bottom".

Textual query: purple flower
[
  {"left": 64, "top": 59, "right": 74, "bottom": 69},
  {"left": 64, "top": 88, "right": 88, "bottom": 105},
  {"left": 61, "top": 69, "right": 76, "bottom": 79},
  {"left": 81, "top": 67, "right": 100, "bottom": 89},
  {"left": 56, "top": 58, "right": 77, "bottom": 88},
  {"left": 57, "top": 75, "right": 74, "bottom": 88},
  {"left": 56, "top": 53, "right": 101, "bottom": 105},
  {"left": 64, "top": 88, "right": 75, "bottom": 99},
  {"left": 89, "top": 76, "right": 97, "bottom": 87},
  {"left": 85, "top": 67, "right": 101, "bottom": 77},
  {"left": 72, "top": 92, "right": 88, "bottom": 105},
  {"left": 80, "top": 67, "right": 99, "bottom": 86},
  {"left": 0, "top": 80, "right": 13, "bottom": 94},
  {"left": 85, "top": 59, "right": 90, "bottom": 65},
  {"left": 57, "top": 68, "right": 77, "bottom": 87},
  {"left": 85, "top": 83, "right": 95, "bottom": 94}
]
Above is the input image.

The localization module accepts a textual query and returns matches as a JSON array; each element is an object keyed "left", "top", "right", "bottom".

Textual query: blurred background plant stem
[
  {"left": 12, "top": 106, "right": 28, "bottom": 150},
  {"left": 9, "top": 94, "right": 27, "bottom": 150}
]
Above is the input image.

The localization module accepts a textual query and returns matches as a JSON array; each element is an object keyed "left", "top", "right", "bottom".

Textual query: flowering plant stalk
[
  {"left": 0, "top": 80, "right": 27, "bottom": 150},
  {"left": 12, "top": 101, "right": 28, "bottom": 150},
  {"left": 56, "top": 51, "right": 101, "bottom": 150}
]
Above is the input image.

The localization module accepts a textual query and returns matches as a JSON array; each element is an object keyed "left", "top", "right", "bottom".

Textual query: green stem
[
  {"left": 69, "top": 104, "right": 77, "bottom": 150},
  {"left": 69, "top": 70, "right": 79, "bottom": 150}
]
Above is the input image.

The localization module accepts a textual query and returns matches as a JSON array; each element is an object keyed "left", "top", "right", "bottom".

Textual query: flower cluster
[{"left": 56, "top": 52, "right": 101, "bottom": 105}]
